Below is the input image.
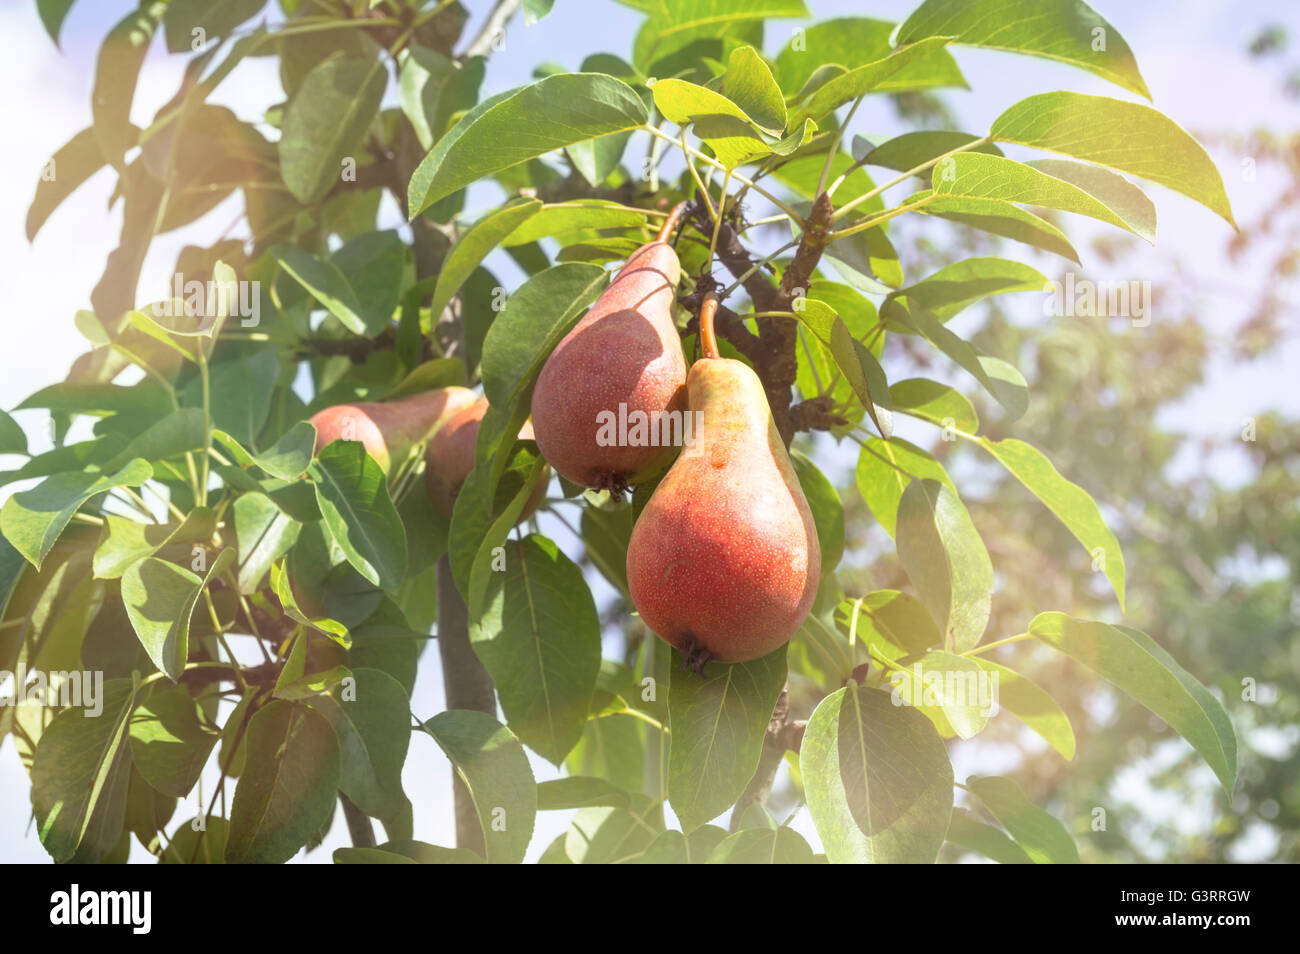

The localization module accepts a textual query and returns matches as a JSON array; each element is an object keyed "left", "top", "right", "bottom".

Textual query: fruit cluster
[{"left": 312, "top": 207, "right": 819, "bottom": 671}]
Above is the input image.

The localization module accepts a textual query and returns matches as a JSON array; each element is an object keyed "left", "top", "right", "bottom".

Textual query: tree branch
[
  {"left": 461, "top": 0, "right": 522, "bottom": 59},
  {"left": 340, "top": 794, "right": 376, "bottom": 848},
  {"left": 686, "top": 191, "right": 837, "bottom": 444}
]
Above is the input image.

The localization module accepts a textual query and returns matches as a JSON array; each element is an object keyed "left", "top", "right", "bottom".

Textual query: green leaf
[
  {"left": 668, "top": 646, "right": 788, "bottom": 831},
  {"left": 92, "top": 508, "right": 216, "bottom": 580},
  {"left": 897, "top": 0, "right": 1149, "bottom": 99},
  {"left": 827, "top": 315, "right": 893, "bottom": 438},
  {"left": 835, "top": 589, "right": 942, "bottom": 658},
  {"left": 978, "top": 437, "right": 1125, "bottom": 608},
  {"left": 225, "top": 701, "right": 342, "bottom": 864},
  {"left": 566, "top": 132, "right": 633, "bottom": 187},
  {"left": 253, "top": 421, "right": 317, "bottom": 480},
  {"left": 31, "top": 678, "right": 137, "bottom": 863},
  {"left": 884, "top": 256, "right": 1047, "bottom": 324},
  {"left": 92, "top": 3, "right": 166, "bottom": 169},
  {"left": 335, "top": 840, "right": 484, "bottom": 864},
  {"left": 789, "top": 37, "right": 955, "bottom": 126},
  {"left": 1029, "top": 613, "right": 1237, "bottom": 793},
  {"left": 128, "top": 686, "right": 220, "bottom": 797},
  {"left": 523, "top": 0, "right": 555, "bottom": 24},
  {"left": 564, "top": 796, "right": 663, "bottom": 863},
  {"left": 17, "top": 381, "right": 171, "bottom": 417},
  {"left": 0, "top": 458, "right": 152, "bottom": 569},
  {"left": 470, "top": 535, "right": 601, "bottom": 764},
  {"left": 990, "top": 92, "right": 1234, "bottom": 226},
  {"left": 429, "top": 198, "right": 542, "bottom": 321},
  {"left": 933, "top": 153, "right": 1155, "bottom": 241},
  {"left": 270, "top": 561, "right": 351, "bottom": 647},
  {"left": 105, "top": 408, "right": 207, "bottom": 470},
  {"left": 161, "top": 816, "right": 229, "bottom": 864},
  {"left": 855, "top": 436, "right": 953, "bottom": 538},
  {"left": 707, "top": 826, "right": 815, "bottom": 863},
  {"left": 233, "top": 493, "right": 301, "bottom": 594},
  {"left": 802, "top": 684, "right": 954, "bottom": 863},
  {"left": 889, "top": 378, "right": 979, "bottom": 434},
  {"left": 945, "top": 807, "right": 1033, "bottom": 864},
  {"left": 971, "top": 657, "right": 1076, "bottom": 760},
  {"left": 333, "top": 847, "right": 417, "bottom": 864},
  {"left": 855, "top": 130, "right": 1003, "bottom": 172},
  {"left": 1025, "top": 158, "right": 1157, "bottom": 240},
  {"left": 632, "top": 0, "right": 809, "bottom": 73},
  {"left": 580, "top": 498, "right": 634, "bottom": 595},
  {"left": 456, "top": 450, "right": 547, "bottom": 606},
  {"left": 279, "top": 55, "right": 388, "bottom": 205},
  {"left": 38, "top": 0, "right": 78, "bottom": 47},
  {"left": 183, "top": 351, "right": 279, "bottom": 449},
  {"left": 409, "top": 73, "right": 648, "bottom": 216},
  {"left": 421, "top": 710, "right": 536, "bottom": 864},
  {"left": 310, "top": 441, "right": 407, "bottom": 592},
  {"left": 0, "top": 410, "right": 26, "bottom": 456},
  {"left": 887, "top": 306, "right": 1029, "bottom": 419},
  {"left": 966, "top": 775, "right": 1079, "bottom": 863},
  {"left": 398, "top": 46, "right": 486, "bottom": 152},
  {"left": 503, "top": 200, "right": 648, "bottom": 247},
  {"left": 916, "top": 193, "right": 1081, "bottom": 263},
  {"left": 27, "top": 127, "right": 109, "bottom": 241},
  {"left": 790, "top": 451, "right": 844, "bottom": 573},
  {"left": 892, "top": 649, "right": 992, "bottom": 739},
  {"left": 448, "top": 267, "right": 606, "bottom": 591},
  {"left": 774, "top": 17, "right": 965, "bottom": 96},
  {"left": 272, "top": 245, "right": 367, "bottom": 335},
  {"left": 122, "top": 549, "right": 235, "bottom": 681},
  {"left": 163, "top": 0, "right": 266, "bottom": 54},
  {"left": 307, "top": 668, "right": 410, "bottom": 821},
  {"left": 896, "top": 479, "right": 993, "bottom": 653},
  {"left": 330, "top": 231, "right": 407, "bottom": 336},
  {"left": 537, "top": 776, "right": 631, "bottom": 810}
]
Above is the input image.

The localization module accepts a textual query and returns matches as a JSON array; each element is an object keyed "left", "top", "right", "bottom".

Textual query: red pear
[
  {"left": 625, "top": 356, "right": 820, "bottom": 668},
  {"left": 310, "top": 386, "right": 477, "bottom": 474},
  {"left": 530, "top": 212, "right": 689, "bottom": 492},
  {"left": 425, "top": 396, "right": 546, "bottom": 520}
]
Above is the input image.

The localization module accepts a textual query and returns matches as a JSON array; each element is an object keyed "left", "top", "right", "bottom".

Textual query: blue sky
[{"left": 1, "top": 0, "right": 1296, "bottom": 862}]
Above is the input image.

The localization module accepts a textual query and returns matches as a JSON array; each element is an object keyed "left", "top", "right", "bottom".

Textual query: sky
[{"left": 0, "top": 0, "right": 1296, "bottom": 863}]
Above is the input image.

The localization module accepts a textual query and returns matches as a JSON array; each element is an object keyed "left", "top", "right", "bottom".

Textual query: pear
[
  {"left": 309, "top": 386, "right": 477, "bottom": 474},
  {"left": 530, "top": 215, "right": 689, "bottom": 492},
  {"left": 625, "top": 357, "right": 820, "bottom": 668},
  {"left": 425, "top": 396, "right": 546, "bottom": 520}
]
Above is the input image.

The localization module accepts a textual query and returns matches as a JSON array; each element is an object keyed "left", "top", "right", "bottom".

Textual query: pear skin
[
  {"left": 530, "top": 239, "right": 687, "bottom": 491},
  {"left": 425, "top": 396, "right": 546, "bottom": 520},
  {"left": 626, "top": 358, "right": 820, "bottom": 667},
  {"left": 310, "top": 386, "right": 477, "bottom": 473}
]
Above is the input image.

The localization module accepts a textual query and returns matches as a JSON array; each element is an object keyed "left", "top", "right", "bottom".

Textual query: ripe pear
[
  {"left": 530, "top": 238, "right": 687, "bottom": 491},
  {"left": 425, "top": 396, "right": 546, "bottom": 520},
  {"left": 310, "top": 386, "right": 477, "bottom": 474},
  {"left": 625, "top": 358, "right": 820, "bottom": 668}
]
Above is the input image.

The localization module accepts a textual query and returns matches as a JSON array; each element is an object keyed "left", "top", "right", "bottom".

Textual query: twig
[{"left": 460, "top": 0, "right": 522, "bottom": 59}]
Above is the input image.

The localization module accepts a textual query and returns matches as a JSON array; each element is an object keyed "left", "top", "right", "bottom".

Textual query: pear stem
[
  {"left": 699, "top": 291, "right": 721, "bottom": 359},
  {"left": 656, "top": 200, "right": 690, "bottom": 243}
]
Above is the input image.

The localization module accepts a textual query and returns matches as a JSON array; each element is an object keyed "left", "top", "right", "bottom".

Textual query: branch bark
[
  {"left": 339, "top": 794, "right": 376, "bottom": 848},
  {"left": 686, "top": 191, "right": 836, "bottom": 444},
  {"left": 436, "top": 553, "right": 495, "bottom": 855},
  {"left": 461, "top": 0, "right": 522, "bottom": 59}
]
